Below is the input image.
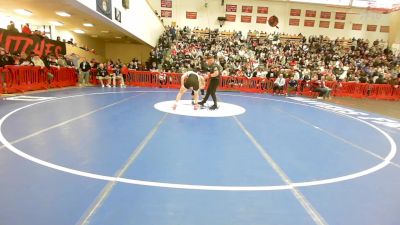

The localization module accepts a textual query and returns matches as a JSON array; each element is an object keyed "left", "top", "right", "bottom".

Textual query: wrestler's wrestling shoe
[
  {"left": 198, "top": 102, "right": 206, "bottom": 109},
  {"left": 209, "top": 105, "right": 218, "bottom": 110},
  {"left": 193, "top": 99, "right": 203, "bottom": 105}
]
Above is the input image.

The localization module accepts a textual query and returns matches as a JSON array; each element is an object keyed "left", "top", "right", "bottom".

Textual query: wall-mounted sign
[
  {"left": 241, "top": 15, "right": 252, "bottom": 23},
  {"left": 380, "top": 26, "right": 389, "bottom": 33},
  {"left": 0, "top": 28, "right": 66, "bottom": 57},
  {"left": 186, "top": 12, "right": 197, "bottom": 19},
  {"left": 352, "top": 23, "right": 362, "bottom": 30},
  {"left": 161, "top": 10, "right": 172, "bottom": 18},
  {"left": 96, "top": 0, "right": 112, "bottom": 19},
  {"left": 256, "top": 16, "right": 268, "bottom": 24},
  {"left": 320, "top": 11, "right": 331, "bottom": 19},
  {"left": 161, "top": 0, "right": 172, "bottom": 8},
  {"left": 305, "top": 10, "right": 316, "bottom": 17},
  {"left": 115, "top": 8, "right": 121, "bottom": 22},
  {"left": 304, "top": 19, "right": 315, "bottom": 27},
  {"left": 335, "top": 12, "right": 346, "bottom": 20},
  {"left": 242, "top": 6, "right": 253, "bottom": 13},
  {"left": 290, "top": 9, "right": 301, "bottom": 16},
  {"left": 334, "top": 22, "right": 345, "bottom": 29},
  {"left": 122, "top": 0, "right": 129, "bottom": 9},
  {"left": 289, "top": 18, "right": 300, "bottom": 26},
  {"left": 319, "top": 21, "right": 330, "bottom": 28},
  {"left": 367, "top": 24, "right": 377, "bottom": 31},
  {"left": 226, "top": 4, "right": 237, "bottom": 12},
  {"left": 225, "top": 14, "right": 236, "bottom": 22},
  {"left": 257, "top": 7, "right": 268, "bottom": 14}
]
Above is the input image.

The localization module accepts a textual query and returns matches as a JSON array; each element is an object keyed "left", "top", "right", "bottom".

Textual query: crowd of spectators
[
  {"left": 2, "top": 21, "right": 400, "bottom": 96},
  {"left": 147, "top": 26, "right": 400, "bottom": 90},
  {"left": 0, "top": 44, "right": 83, "bottom": 88},
  {"left": 71, "top": 25, "right": 400, "bottom": 96},
  {"left": 4, "top": 21, "right": 96, "bottom": 54},
  {"left": 1, "top": 20, "right": 105, "bottom": 89},
  {"left": 0, "top": 42, "right": 131, "bottom": 88},
  {"left": 6, "top": 21, "right": 50, "bottom": 38},
  {"left": 0, "top": 47, "right": 78, "bottom": 69}
]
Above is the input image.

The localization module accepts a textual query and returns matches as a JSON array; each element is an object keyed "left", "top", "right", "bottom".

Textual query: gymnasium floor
[
  {"left": 327, "top": 97, "right": 400, "bottom": 120},
  {"left": 0, "top": 87, "right": 399, "bottom": 225}
]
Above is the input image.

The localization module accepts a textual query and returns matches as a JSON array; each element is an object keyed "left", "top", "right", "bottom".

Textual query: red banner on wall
[
  {"left": 242, "top": 6, "right": 253, "bottom": 13},
  {"left": 186, "top": 12, "right": 197, "bottom": 19},
  {"left": 161, "top": 0, "right": 172, "bottom": 8},
  {"left": 256, "top": 16, "right": 268, "bottom": 24},
  {"left": 290, "top": 9, "right": 301, "bottom": 16},
  {"left": 320, "top": 11, "right": 331, "bottom": 19},
  {"left": 352, "top": 23, "right": 362, "bottom": 30},
  {"left": 305, "top": 10, "right": 316, "bottom": 17},
  {"left": 367, "top": 25, "right": 377, "bottom": 31},
  {"left": 161, "top": 10, "right": 172, "bottom": 17},
  {"left": 241, "top": 15, "right": 252, "bottom": 23},
  {"left": 380, "top": 26, "right": 389, "bottom": 33},
  {"left": 335, "top": 12, "right": 346, "bottom": 20},
  {"left": 0, "top": 28, "right": 66, "bottom": 57},
  {"left": 226, "top": 4, "right": 237, "bottom": 12},
  {"left": 319, "top": 21, "right": 330, "bottom": 28},
  {"left": 225, "top": 14, "right": 236, "bottom": 22},
  {"left": 289, "top": 18, "right": 300, "bottom": 26},
  {"left": 334, "top": 22, "right": 345, "bottom": 29},
  {"left": 257, "top": 7, "right": 268, "bottom": 14},
  {"left": 304, "top": 20, "right": 315, "bottom": 27}
]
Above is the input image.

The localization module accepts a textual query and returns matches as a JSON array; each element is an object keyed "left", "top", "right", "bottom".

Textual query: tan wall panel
[
  {"left": 105, "top": 43, "right": 152, "bottom": 64},
  {"left": 389, "top": 11, "right": 400, "bottom": 45},
  {"left": 54, "top": 29, "right": 106, "bottom": 57}
]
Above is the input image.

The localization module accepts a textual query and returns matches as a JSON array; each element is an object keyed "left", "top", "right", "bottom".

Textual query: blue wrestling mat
[{"left": 0, "top": 87, "right": 399, "bottom": 225}]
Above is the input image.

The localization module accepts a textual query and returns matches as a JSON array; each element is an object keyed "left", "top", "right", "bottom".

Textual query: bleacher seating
[{"left": 280, "top": 35, "right": 303, "bottom": 43}]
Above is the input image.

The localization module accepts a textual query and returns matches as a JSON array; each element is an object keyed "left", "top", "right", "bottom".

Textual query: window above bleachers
[
  {"left": 289, "top": 0, "right": 350, "bottom": 6},
  {"left": 289, "top": 0, "right": 400, "bottom": 9}
]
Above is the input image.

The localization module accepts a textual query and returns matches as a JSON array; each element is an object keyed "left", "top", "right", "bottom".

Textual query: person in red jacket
[{"left": 22, "top": 23, "right": 32, "bottom": 35}]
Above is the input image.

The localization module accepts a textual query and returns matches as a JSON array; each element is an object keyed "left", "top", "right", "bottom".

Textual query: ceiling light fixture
[
  {"left": 101, "top": 30, "right": 109, "bottom": 33},
  {"left": 14, "top": 9, "right": 33, "bottom": 16},
  {"left": 83, "top": 23, "right": 94, "bottom": 27},
  {"left": 73, "top": 29, "right": 85, "bottom": 34},
  {"left": 56, "top": 11, "right": 71, "bottom": 17},
  {"left": 115, "top": 36, "right": 122, "bottom": 39}
]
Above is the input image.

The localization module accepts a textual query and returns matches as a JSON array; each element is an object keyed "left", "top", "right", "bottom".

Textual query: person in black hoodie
[
  {"left": 41, "top": 54, "right": 54, "bottom": 84},
  {"left": 0, "top": 49, "right": 15, "bottom": 67},
  {"left": 375, "top": 74, "right": 386, "bottom": 84},
  {"left": 79, "top": 57, "right": 91, "bottom": 86},
  {"left": 96, "top": 63, "right": 111, "bottom": 87},
  {"left": 1, "top": 48, "right": 15, "bottom": 89}
]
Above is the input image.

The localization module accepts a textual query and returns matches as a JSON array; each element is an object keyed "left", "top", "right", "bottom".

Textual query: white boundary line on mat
[{"left": 0, "top": 91, "right": 397, "bottom": 191}]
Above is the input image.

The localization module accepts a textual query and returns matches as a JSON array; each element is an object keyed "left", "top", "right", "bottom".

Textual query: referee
[{"left": 198, "top": 54, "right": 222, "bottom": 110}]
